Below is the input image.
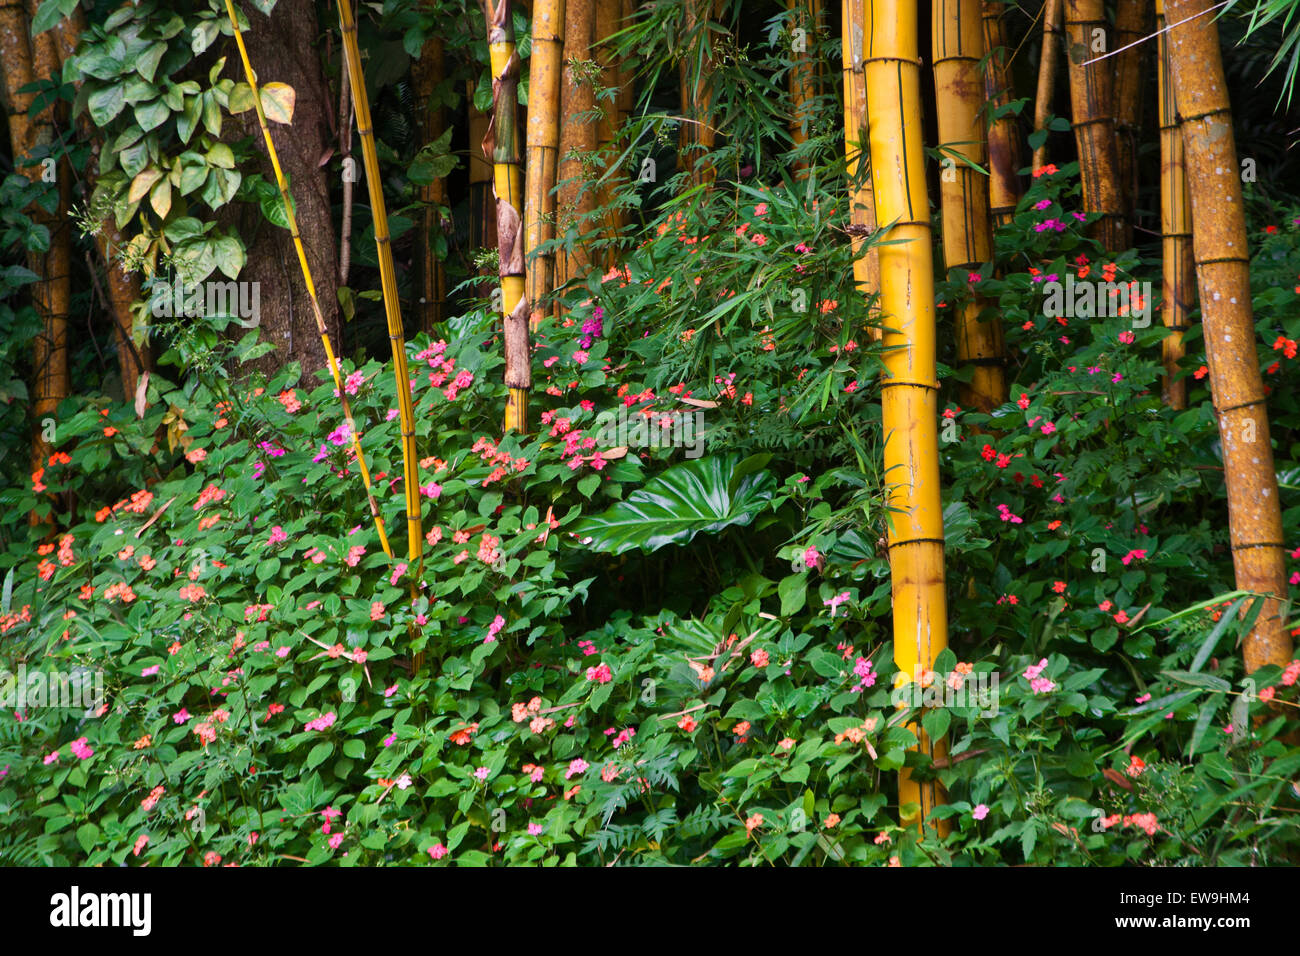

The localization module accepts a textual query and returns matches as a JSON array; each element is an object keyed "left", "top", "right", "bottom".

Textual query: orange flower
[
  {"left": 1032, "top": 163, "right": 1059, "bottom": 178},
  {"left": 103, "top": 426, "right": 118, "bottom": 437},
  {"left": 823, "top": 813, "right": 841, "bottom": 828}
]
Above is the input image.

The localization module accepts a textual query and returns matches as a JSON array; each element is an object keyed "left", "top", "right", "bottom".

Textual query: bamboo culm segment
[
  {"left": 337, "top": 0, "right": 423, "bottom": 574},
  {"left": 840, "top": 0, "right": 880, "bottom": 339},
  {"left": 526, "top": 0, "right": 565, "bottom": 330},
  {"left": 1063, "top": 0, "right": 1129, "bottom": 250},
  {"left": 1112, "top": 0, "right": 1149, "bottom": 220},
  {"left": 1156, "top": 0, "right": 1194, "bottom": 410},
  {"left": 485, "top": 0, "right": 532, "bottom": 434},
  {"left": 557, "top": 0, "right": 596, "bottom": 305},
  {"left": 981, "top": 0, "right": 1022, "bottom": 228},
  {"left": 1032, "top": 0, "right": 1064, "bottom": 171},
  {"left": 865, "top": 0, "right": 950, "bottom": 834},
  {"left": 678, "top": 0, "right": 720, "bottom": 186},
  {"left": 222, "top": 0, "right": 394, "bottom": 560},
  {"left": 788, "top": 0, "right": 821, "bottom": 177},
  {"left": 1165, "top": 0, "right": 1292, "bottom": 676},
  {"left": 936, "top": 0, "right": 1006, "bottom": 414}
]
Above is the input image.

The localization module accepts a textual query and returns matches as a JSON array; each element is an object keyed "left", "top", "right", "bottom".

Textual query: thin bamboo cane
[
  {"left": 1156, "top": 0, "right": 1193, "bottom": 410},
  {"left": 840, "top": 0, "right": 880, "bottom": 340},
  {"left": 936, "top": 0, "right": 1006, "bottom": 414},
  {"left": 1165, "top": 0, "right": 1292, "bottom": 676},
  {"left": 981, "top": 0, "right": 1023, "bottom": 228},
  {"left": 1063, "top": 0, "right": 1128, "bottom": 250},
  {"left": 865, "top": 0, "right": 950, "bottom": 835},
  {"left": 526, "top": 0, "right": 565, "bottom": 330},
  {"left": 486, "top": 0, "right": 531, "bottom": 434},
  {"left": 1031, "top": 0, "right": 1064, "bottom": 171},
  {"left": 222, "top": 0, "right": 394, "bottom": 560},
  {"left": 336, "top": 0, "right": 423, "bottom": 570}
]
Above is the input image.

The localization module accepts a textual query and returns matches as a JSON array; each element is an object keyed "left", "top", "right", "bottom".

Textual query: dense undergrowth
[{"left": 4, "top": 149, "right": 1300, "bottom": 864}]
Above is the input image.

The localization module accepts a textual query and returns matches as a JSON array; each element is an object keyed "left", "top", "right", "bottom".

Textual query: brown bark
[
  {"left": 222, "top": 0, "right": 340, "bottom": 381},
  {"left": 16, "top": 1, "right": 70, "bottom": 481},
  {"left": 1166, "top": 0, "right": 1291, "bottom": 675},
  {"left": 981, "top": 0, "right": 1022, "bottom": 228},
  {"left": 1063, "top": 0, "right": 1129, "bottom": 250}
]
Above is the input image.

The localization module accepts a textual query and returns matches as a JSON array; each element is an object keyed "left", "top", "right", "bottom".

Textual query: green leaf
[
  {"left": 778, "top": 573, "right": 806, "bottom": 616},
  {"left": 136, "top": 42, "right": 167, "bottom": 83},
  {"left": 87, "top": 84, "right": 127, "bottom": 125},
  {"left": 75, "top": 822, "right": 100, "bottom": 856},
  {"left": 133, "top": 98, "right": 170, "bottom": 133},
  {"left": 570, "top": 454, "right": 776, "bottom": 555},
  {"left": 305, "top": 741, "right": 334, "bottom": 771},
  {"left": 31, "top": 0, "right": 66, "bottom": 36}
]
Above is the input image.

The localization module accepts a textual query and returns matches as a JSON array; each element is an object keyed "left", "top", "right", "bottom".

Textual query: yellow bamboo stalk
[
  {"left": 222, "top": 0, "right": 394, "bottom": 559},
  {"left": 1156, "top": 0, "right": 1193, "bottom": 410},
  {"left": 1031, "top": 0, "right": 1063, "bottom": 171},
  {"left": 486, "top": 0, "right": 530, "bottom": 433},
  {"left": 526, "top": 0, "right": 565, "bottom": 330},
  {"left": 936, "top": 0, "right": 1006, "bottom": 414},
  {"left": 1166, "top": 0, "right": 1292, "bottom": 676},
  {"left": 337, "top": 0, "right": 423, "bottom": 571},
  {"left": 840, "top": 0, "right": 880, "bottom": 340},
  {"left": 865, "top": 0, "right": 950, "bottom": 835}
]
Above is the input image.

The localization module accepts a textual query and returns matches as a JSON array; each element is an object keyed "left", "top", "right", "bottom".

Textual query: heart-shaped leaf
[{"left": 570, "top": 454, "right": 776, "bottom": 555}]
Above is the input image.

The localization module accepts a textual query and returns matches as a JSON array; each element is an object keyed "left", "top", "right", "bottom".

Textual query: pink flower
[
  {"left": 173, "top": 708, "right": 190, "bottom": 724},
  {"left": 328, "top": 832, "right": 344, "bottom": 849},
  {"left": 585, "top": 663, "right": 613, "bottom": 684},
  {"left": 473, "top": 766, "right": 490, "bottom": 781},
  {"left": 527, "top": 822, "right": 544, "bottom": 836},
  {"left": 428, "top": 843, "right": 449, "bottom": 860},
  {"left": 141, "top": 664, "right": 160, "bottom": 677},
  {"left": 1023, "top": 658, "right": 1048, "bottom": 680},
  {"left": 750, "top": 648, "right": 770, "bottom": 668},
  {"left": 268, "top": 525, "right": 288, "bottom": 545},
  {"left": 973, "top": 803, "right": 989, "bottom": 820},
  {"left": 565, "top": 758, "right": 589, "bottom": 779}
]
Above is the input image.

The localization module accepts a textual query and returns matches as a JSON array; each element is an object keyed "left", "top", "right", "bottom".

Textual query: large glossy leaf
[{"left": 570, "top": 454, "right": 776, "bottom": 555}]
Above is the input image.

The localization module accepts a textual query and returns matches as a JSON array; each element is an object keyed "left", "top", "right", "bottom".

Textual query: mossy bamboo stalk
[
  {"left": 840, "top": 0, "right": 880, "bottom": 339},
  {"left": 936, "top": 0, "right": 1006, "bottom": 414},
  {"left": 1156, "top": 0, "right": 1193, "bottom": 410},
  {"left": 485, "top": 0, "right": 531, "bottom": 434},
  {"left": 1063, "top": 0, "right": 1128, "bottom": 250},
  {"left": 223, "top": 0, "right": 394, "bottom": 560},
  {"left": 1166, "top": 0, "right": 1292, "bottom": 676},
  {"left": 1031, "top": 0, "right": 1064, "bottom": 170},
  {"left": 526, "top": 0, "right": 565, "bottom": 330},
  {"left": 337, "top": 0, "right": 423, "bottom": 571},
  {"left": 865, "top": 0, "right": 950, "bottom": 835}
]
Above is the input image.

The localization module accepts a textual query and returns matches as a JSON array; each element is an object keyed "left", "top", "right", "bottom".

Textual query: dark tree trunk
[{"left": 222, "top": 0, "right": 340, "bottom": 382}]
